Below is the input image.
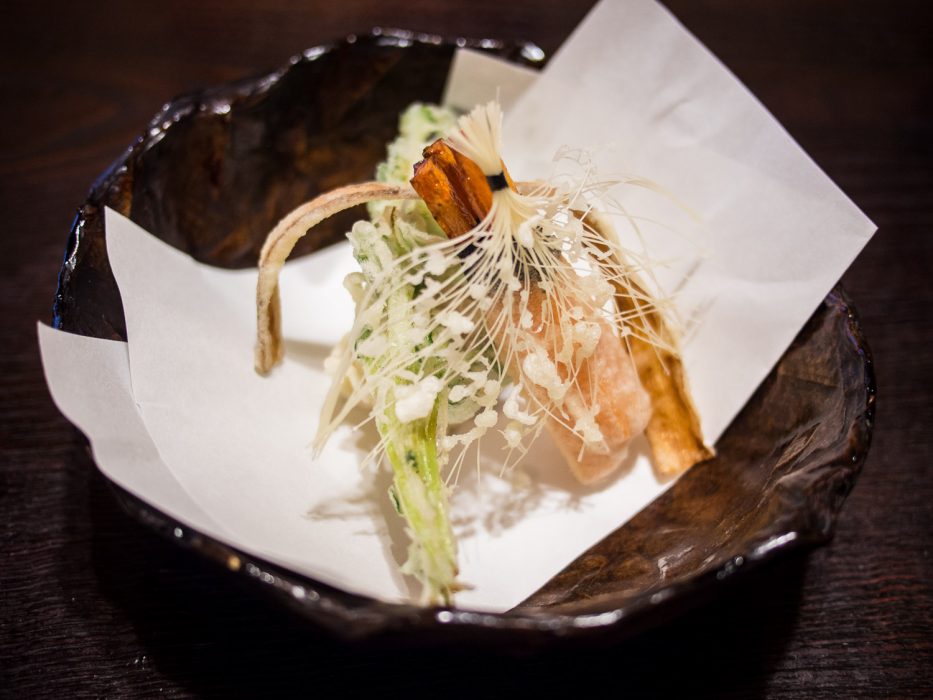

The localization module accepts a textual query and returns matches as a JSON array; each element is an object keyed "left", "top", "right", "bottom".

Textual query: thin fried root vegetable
[
  {"left": 255, "top": 182, "right": 418, "bottom": 375},
  {"left": 585, "top": 214, "right": 714, "bottom": 477},
  {"left": 410, "top": 138, "right": 651, "bottom": 484}
]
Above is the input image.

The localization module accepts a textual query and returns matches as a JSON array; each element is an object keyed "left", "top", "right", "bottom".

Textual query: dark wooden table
[{"left": 2, "top": 1, "right": 931, "bottom": 697}]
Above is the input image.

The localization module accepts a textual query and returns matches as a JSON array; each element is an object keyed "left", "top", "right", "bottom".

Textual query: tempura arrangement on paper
[{"left": 255, "top": 102, "right": 712, "bottom": 604}]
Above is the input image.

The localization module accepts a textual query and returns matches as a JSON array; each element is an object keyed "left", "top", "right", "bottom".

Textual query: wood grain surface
[{"left": 2, "top": 0, "right": 931, "bottom": 697}]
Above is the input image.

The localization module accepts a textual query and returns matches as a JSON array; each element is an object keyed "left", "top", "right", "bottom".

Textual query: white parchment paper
[
  {"left": 38, "top": 0, "right": 876, "bottom": 611},
  {"left": 502, "top": 0, "right": 877, "bottom": 442},
  {"left": 37, "top": 323, "right": 229, "bottom": 541},
  {"left": 442, "top": 48, "right": 539, "bottom": 113}
]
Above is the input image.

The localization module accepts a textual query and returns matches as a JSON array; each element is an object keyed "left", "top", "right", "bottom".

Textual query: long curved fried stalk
[{"left": 255, "top": 182, "right": 419, "bottom": 374}]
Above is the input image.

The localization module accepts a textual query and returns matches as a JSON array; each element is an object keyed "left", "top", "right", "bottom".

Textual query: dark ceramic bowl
[{"left": 53, "top": 30, "right": 875, "bottom": 646}]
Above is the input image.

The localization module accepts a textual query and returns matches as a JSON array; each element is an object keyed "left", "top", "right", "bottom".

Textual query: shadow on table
[{"left": 78, "top": 448, "right": 807, "bottom": 699}]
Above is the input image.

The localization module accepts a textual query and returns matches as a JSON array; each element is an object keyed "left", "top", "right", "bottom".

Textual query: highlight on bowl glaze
[{"left": 53, "top": 30, "right": 875, "bottom": 645}]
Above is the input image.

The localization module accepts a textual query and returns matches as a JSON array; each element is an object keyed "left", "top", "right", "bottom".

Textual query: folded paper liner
[{"left": 39, "top": 0, "right": 875, "bottom": 612}]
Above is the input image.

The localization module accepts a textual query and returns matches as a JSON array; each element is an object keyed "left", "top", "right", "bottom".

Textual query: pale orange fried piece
[{"left": 514, "top": 285, "right": 652, "bottom": 485}]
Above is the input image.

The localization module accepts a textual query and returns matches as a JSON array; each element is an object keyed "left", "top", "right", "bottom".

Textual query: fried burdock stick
[{"left": 584, "top": 214, "right": 714, "bottom": 477}]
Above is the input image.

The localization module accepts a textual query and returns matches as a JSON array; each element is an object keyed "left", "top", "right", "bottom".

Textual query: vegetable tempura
[{"left": 255, "top": 102, "right": 711, "bottom": 603}]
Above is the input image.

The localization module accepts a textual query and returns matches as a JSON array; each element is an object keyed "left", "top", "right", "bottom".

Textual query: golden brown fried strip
[
  {"left": 585, "top": 214, "right": 714, "bottom": 477},
  {"left": 255, "top": 182, "right": 419, "bottom": 375}
]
